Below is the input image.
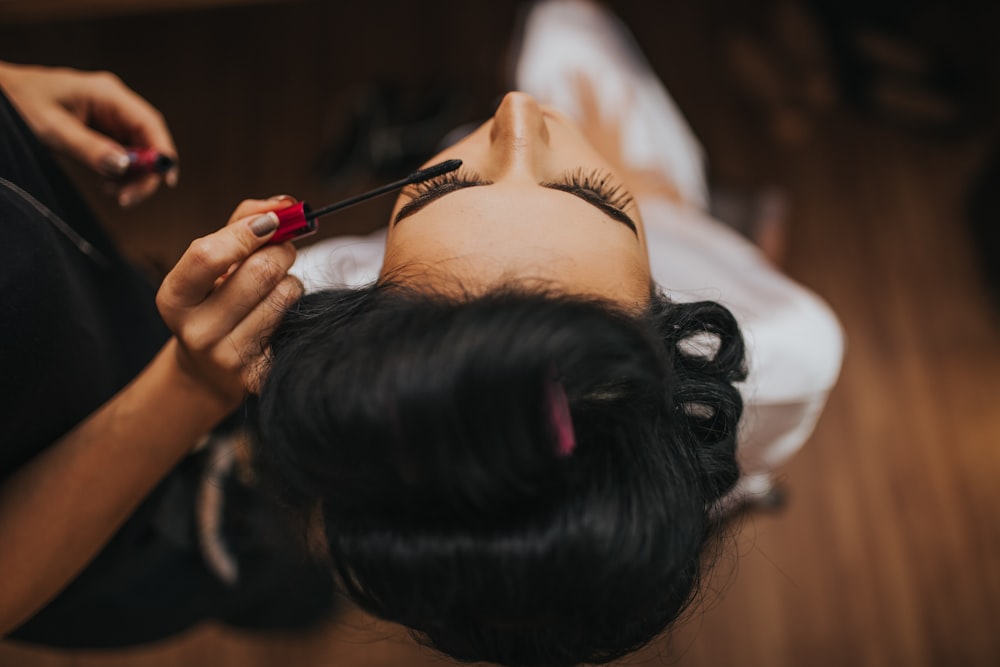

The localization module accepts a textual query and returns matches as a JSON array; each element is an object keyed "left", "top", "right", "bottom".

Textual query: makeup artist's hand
[
  {"left": 156, "top": 197, "right": 302, "bottom": 408},
  {"left": 0, "top": 60, "right": 178, "bottom": 207}
]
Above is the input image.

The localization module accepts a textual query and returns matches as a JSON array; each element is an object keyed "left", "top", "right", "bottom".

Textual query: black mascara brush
[{"left": 269, "top": 159, "right": 462, "bottom": 243}]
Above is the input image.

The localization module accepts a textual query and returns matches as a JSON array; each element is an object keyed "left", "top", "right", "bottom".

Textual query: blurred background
[{"left": 1, "top": 0, "right": 998, "bottom": 665}]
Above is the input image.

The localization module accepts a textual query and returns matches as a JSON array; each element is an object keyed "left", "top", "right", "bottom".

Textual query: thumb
[{"left": 43, "top": 106, "right": 130, "bottom": 177}]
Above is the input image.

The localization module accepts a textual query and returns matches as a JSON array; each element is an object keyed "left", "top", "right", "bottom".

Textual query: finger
[
  {"left": 215, "top": 196, "right": 298, "bottom": 286},
  {"left": 164, "top": 164, "right": 180, "bottom": 188},
  {"left": 227, "top": 195, "right": 298, "bottom": 225},
  {"left": 86, "top": 71, "right": 180, "bottom": 185},
  {"left": 40, "top": 104, "right": 131, "bottom": 177},
  {"left": 195, "top": 274, "right": 302, "bottom": 393},
  {"left": 232, "top": 274, "right": 303, "bottom": 357},
  {"left": 230, "top": 274, "right": 305, "bottom": 390},
  {"left": 157, "top": 212, "right": 282, "bottom": 314},
  {"left": 117, "top": 172, "right": 160, "bottom": 207},
  {"left": 573, "top": 72, "right": 599, "bottom": 119},
  {"left": 191, "top": 242, "right": 296, "bottom": 341},
  {"left": 90, "top": 71, "right": 178, "bottom": 160}
]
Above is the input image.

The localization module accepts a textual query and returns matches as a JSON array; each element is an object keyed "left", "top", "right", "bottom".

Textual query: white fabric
[
  {"left": 292, "top": 0, "right": 844, "bottom": 496},
  {"left": 639, "top": 197, "right": 843, "bottom": 487},
  {"left": 513, "top": 0, "right": 708, "bottom": 208}
]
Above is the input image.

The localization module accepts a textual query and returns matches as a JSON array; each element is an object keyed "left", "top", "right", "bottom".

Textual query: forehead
[{"left": 383, "top": 184, "right": 649, "bottom": 304}]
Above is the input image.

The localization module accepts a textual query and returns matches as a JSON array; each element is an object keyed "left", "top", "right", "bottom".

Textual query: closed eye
[
  {"left": 394, "top": 170, "right": 491, "bottom": 223},
  {"left": 541, "top": 168, "right": 636, "bottom": 234},
  {"left": 392, "top": 167, "right": 638, "bottom": 236}
]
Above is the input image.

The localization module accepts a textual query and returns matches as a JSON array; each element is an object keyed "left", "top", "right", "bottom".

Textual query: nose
[{"left": 489, "top": 92, "right": 549, "bottom": 176}]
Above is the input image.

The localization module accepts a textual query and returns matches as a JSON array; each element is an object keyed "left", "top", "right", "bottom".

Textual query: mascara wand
[{"left": 269, "top": 159, "right": 462, "bottom": 244}]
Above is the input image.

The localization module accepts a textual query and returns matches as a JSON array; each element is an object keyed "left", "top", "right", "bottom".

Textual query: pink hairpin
[{"left": 546, "top": 376, "right": 576, "bottom": 457}]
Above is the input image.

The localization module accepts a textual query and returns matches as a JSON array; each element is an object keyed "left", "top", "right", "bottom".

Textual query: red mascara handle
[
  {"left": 124, "top": 147, "right": 175, "bottom": 175},
  {"left": 270, "top": 201, "right": 317, "bottom": 244}
]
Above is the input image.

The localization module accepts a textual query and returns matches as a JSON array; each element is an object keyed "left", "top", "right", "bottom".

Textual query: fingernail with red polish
[{"left": 250, "top": 212, "right": 279, "bottom": 237}]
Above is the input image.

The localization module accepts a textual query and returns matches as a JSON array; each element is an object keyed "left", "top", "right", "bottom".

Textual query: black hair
[{"left": 253, "top": 280, "right": 746, "bottom": 667}]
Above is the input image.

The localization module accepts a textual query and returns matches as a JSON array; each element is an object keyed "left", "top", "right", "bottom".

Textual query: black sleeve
[{"left": 0, "top": 90, "right": 168, "bottom": 478}]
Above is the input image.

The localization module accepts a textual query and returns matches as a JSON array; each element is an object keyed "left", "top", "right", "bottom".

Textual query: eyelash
[
  {"left": 544, "top": 168, "right": 635, "bottom": 213},
  {"left": 409, "top": 167, "right": 634, "bottom": 213},
  {"left": 407, "top": 168, "right": 486, "bottom": 198}
]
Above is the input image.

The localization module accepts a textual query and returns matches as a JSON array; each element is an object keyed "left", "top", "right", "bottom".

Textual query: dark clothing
[
  {"left": 0, "top": 89, "right": 168, "bottom": 480},
  {"left": 0, "top": 90, "right": 334, "bottom": 648}
]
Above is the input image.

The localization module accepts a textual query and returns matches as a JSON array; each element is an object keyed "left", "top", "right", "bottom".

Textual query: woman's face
[{"left": 382, "top": 92, "right": 652, "bottom": 307}]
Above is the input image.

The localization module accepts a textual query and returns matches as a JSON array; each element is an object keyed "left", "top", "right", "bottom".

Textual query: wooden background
[{"left": 1, "top": 1, "right": 998, "bottom": 665}]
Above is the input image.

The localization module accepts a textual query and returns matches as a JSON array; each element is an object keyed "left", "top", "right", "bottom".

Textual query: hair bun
[{"left": 654, "top": 299, "right": 746, "bottom": 503}]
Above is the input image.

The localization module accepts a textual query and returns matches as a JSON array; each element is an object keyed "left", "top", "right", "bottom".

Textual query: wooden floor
[{"left": 2, "top": 1, "right": 999, "bottom": 665}]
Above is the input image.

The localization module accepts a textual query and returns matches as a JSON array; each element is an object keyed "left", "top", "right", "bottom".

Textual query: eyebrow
[{"left": 393, "top": 181, "right": 639, "bottom": 236}]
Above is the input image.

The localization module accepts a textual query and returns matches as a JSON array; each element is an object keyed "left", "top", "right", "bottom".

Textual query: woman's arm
[
  {"left": 0, "top": 200, "right": 300, "bottom": 636},
  {"left": 0, "top": 340, "right": 231, "bottom": 634}
]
